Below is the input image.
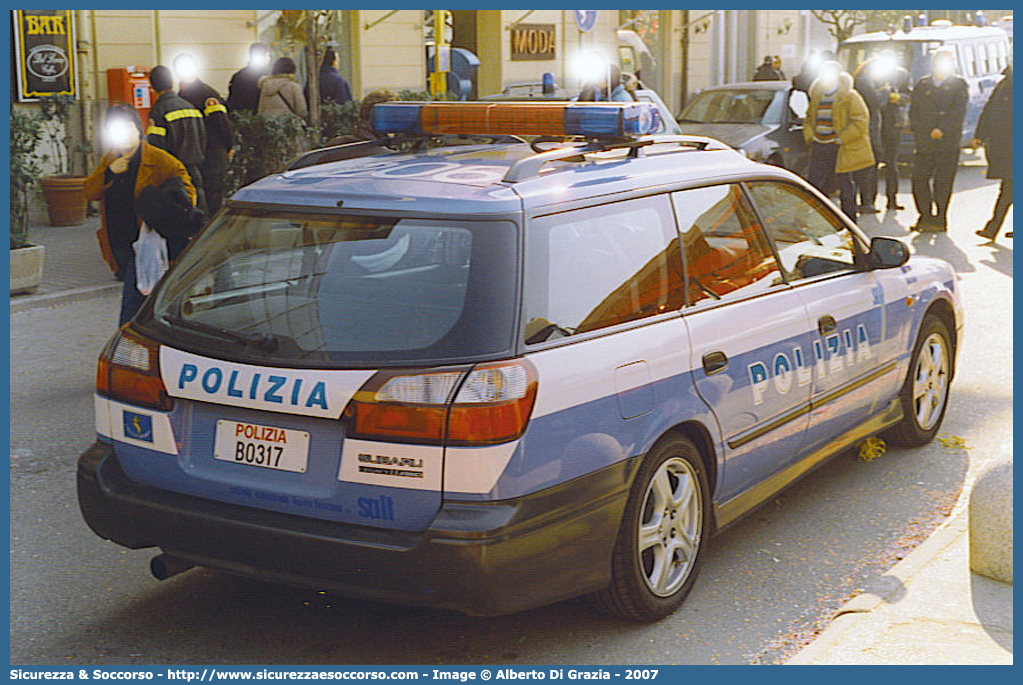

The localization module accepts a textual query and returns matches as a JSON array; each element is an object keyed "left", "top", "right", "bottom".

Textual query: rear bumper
[{"left": 77, "top": 441, "right": 638, "bottom": 616}]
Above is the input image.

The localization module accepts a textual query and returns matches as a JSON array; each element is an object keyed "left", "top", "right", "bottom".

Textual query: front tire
[
  {"left": 590, "top": 436, "right": 708, "bottom": 621},
  {"left": 885, "top": 315, "right": 953, "bottom": 446}
]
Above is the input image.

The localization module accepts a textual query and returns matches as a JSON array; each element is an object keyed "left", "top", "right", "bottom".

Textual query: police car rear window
[{"left": 147, "top": 209, "right": 517, "bottom": 367}]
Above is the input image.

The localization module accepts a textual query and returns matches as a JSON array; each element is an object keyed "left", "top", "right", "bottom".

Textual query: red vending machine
[{"left": 107, "top": 66, "right": 156, "bottom": 127}]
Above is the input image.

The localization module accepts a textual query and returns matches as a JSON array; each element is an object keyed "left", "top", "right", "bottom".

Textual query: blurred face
[
  {"left": 250, "top": 49, "right": 269, "bottom": 68},
  {"left": 174, "top": 54, "right": 198, "bottom": 86},
  {"left": 819, "top": 62, "right": 840, "bottom": 90},
  {"left": 104, "top": 117, "right": 140, "bottom": 154},
  {"left": 871, "top": 51, "right": 898, "bottom": 81},
  {"left": 575, "top": 50, "right": 610, "bottom": 87},
  {"left": 933, "top": 52, "right": 955, "bottom": 79}
]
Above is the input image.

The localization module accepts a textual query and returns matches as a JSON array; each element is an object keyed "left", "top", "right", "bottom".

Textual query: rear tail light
[
  {"left": 344, "top": 360, "right": 538, "bottom": 446},
  {"left": 97, "top": 327, "right": 173, "bottom": 411}
]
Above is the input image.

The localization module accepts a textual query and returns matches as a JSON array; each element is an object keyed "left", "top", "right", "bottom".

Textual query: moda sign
[{"left": 511, "top": 24, "right": 556, "bottom": 61}]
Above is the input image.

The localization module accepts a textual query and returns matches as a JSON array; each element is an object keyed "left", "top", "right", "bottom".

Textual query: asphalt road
[{"left": 9, "top": 164, "right": 1011, "bottom": 665}]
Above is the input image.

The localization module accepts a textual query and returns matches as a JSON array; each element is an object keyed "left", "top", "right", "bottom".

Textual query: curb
[
  {"left": 786, "top": 507, "right": 969, "bottom": 664},
  {"left": 9, "top": 283, "right": 120, "bottom": 314}
]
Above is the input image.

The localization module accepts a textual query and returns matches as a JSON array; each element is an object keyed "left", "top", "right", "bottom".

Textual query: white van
[{"left": 839, "top": 23, "right": 1011, "bottom": 147}]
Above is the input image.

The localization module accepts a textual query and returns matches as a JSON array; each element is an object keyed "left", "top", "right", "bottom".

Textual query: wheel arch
[
  {"left": 922, "top": 296, "right": 958, "bottom": 376},
  {"left": 659, "top": 420, "right": 719, "bottom": 530}
]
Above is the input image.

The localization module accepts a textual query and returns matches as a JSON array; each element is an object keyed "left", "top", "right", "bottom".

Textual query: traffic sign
[{"left": 574, "top": 10, "right": 598, "bottom": 33}]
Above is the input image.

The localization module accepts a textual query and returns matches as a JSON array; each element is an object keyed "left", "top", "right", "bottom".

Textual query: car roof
[
  {"left": 841, "top": 25, "right": 1009, "bottom": 44},
  {"left": 230, "top": 138, "right": 776, "bottom": 216},
  {"left": 692, "top": 81, "right": 792, "bottom": 93}
]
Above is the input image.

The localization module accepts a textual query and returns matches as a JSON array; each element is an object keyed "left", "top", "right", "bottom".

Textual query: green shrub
[
  {"left": 225, "top": 111, "right": 310, "bottom": 195},
  {"left": 317, "top": 100, "right": 360, "bottom": 144},
  {"left": 11, "top": 107, "right": 43, "bottom": 249}
]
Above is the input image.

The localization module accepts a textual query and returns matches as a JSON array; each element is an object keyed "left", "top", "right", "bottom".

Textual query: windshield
[
  {"left": 145, "top": 208, "right": 518, "bottom": 367},
  {"left": 679, "top": 89, "right": 784, "bottom": 124}
]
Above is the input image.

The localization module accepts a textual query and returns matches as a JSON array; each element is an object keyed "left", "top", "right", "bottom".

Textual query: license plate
[{"left": 214, "top": 420, "right": 310, "bottom": 473}]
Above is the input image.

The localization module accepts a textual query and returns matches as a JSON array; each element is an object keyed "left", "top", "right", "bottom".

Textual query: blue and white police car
[{"left": 78, "top": 101, "right": 962, "bottom": 621}]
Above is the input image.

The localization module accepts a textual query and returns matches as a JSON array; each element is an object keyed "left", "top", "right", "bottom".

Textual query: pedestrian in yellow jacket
[
  {"left": 85, "top": 103, "right": 196, "bottom": 324},
  {"left": 804, "top": 62, "right": 875, "bottom": 221}
]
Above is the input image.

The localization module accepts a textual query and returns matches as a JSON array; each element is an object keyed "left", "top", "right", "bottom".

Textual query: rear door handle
[
  {"left": 702, "top": 351, "right": 728, "bottom": 375},
  {"left": 818, "top": 315, "right": 837, "bottom": 336}
]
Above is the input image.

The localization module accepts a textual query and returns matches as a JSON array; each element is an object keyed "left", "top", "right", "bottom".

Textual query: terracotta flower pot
[{"left": 39, "top": 175, "right": 87, "bottom": 227}]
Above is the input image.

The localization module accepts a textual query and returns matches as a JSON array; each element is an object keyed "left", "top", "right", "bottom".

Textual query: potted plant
[
  {"left": 37, "top": 94, "right": 89, "bottom": 226},
  {"left": 10, "top": 106, "right": 45, "bottom": 294}
]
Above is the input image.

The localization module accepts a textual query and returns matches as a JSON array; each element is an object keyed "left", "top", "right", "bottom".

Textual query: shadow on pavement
[
  {"left": 909, "top": 231, "right": 977, "bottom": 273},
  {"left": 970, "top": 573, "right": 1014, "bottom": 652},
  {"left": 977, "top": 242, "right": 1014, "bottom": 279}
]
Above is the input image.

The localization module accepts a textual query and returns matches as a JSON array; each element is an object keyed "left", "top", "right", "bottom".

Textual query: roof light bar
[{"left": 372, "top": 101, "right": 661, "bottom": 139}]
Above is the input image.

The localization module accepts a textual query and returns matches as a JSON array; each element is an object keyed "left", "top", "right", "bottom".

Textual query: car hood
[{"left": 676, "top": 123, "right": 773, "bottom": 148}]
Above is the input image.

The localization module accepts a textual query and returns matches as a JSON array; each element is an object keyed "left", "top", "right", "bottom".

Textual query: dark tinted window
[
  {"left": 746, "top": 180, "right": 858, "bottom": 281},
  {"left": 524, "top": 195, "right": 684, "bottom": 344},
  {"left": 147, "top": 209, "right": 517, "bottom": 367},
  {"left": 671, "top": 184, "right": 783, "bottom": 304}
]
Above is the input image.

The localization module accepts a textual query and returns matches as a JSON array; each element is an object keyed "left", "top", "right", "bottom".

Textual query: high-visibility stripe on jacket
[
  {"left": 147, "top": 90, "right": 206, "bottom": 167},
  {"left": 165, "top": 108, "right": 203, "bottom": 122},
  {"left": 179, "top": 80, "right": 233, "bottom": 155}
]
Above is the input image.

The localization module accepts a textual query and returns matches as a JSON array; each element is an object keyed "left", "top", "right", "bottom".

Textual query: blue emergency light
[{"left": 371, "top": 101, "right": 661, "bottom": 138}]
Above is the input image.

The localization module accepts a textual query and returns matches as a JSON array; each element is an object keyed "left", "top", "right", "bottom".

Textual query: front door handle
[
  {"left": 818, "top": 315, "right": 837, "bottom": 336},
  {"left": 702, "top": 350, "right": 728, "bottom": 375}
]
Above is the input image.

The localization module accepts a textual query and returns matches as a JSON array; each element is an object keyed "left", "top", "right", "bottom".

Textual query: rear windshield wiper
[
  {"left": 161, "top": 314, "right": 251, "bottom": 347},
  {"left": 162, "top": 313, "right": 292, "bottom": 354}
]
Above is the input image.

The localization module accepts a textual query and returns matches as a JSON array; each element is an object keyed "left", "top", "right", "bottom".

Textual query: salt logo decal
[
  {"left": 159, "top": 347, "right": 374, "bottom": 419},
  {"left": 122, "top": 411, "right": 153, "bottom": 443}
]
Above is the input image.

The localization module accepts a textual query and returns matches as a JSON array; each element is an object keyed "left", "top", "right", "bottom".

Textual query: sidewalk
[
  {"left": 10, "top": 213, "right": 121, "bottom": 313},
  {"left": 788, "top": 488, "right": 1013, "bottom": 665}
]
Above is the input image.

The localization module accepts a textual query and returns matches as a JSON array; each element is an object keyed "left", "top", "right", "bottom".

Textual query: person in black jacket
[
  {"left": 137, "top": 176, "right": 207, "bottom": 262},
  {"left": 753, "top": 55, "right": 784, "bottom": 81},
  {"left": 853, "top": 58, "right": 885, "bottom": 213},
  {"left": 147, "top": 65, "right": 208, "bottom": 212},
  {"left": 974, "top": 64, "right": 1013, "bottom": 241},
  {"left": 227, "top": 43, "right": 270, "bottom": 113},
  {"left": 175, "top": 53, "right": 233, "bottom": 215},
  {"left": 908, "top": 47, "right": 968, "bottom": 231},
  {"left": 875, "top": 50, "right": 912, "bottom": 210},
  {"left": 307, "top": 47, "right": 353, "bottom": 105}
]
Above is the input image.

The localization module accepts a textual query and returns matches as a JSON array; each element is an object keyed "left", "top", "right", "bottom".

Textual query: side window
[
  {"left": 746, "top": 180, "right": 858, "bottom": 281},
  {"left": 671, "top": 184, "right": 783, "bottom": 305},
  {"left": 524, "top": 195, "right": 684, "bottom": 344},
  {"left": 986, "top": 42, "right": 999, "bottom": 73},
  {"left": 961, "top": 44, "right": 976, "bottom": 78},
  {"left": 996, "top": 41, "right": 1008, "bottom": 71}
]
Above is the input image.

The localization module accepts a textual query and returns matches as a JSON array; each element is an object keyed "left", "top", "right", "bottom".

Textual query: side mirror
[{"left": 870, "top": 236, "right": 910, "bottom": 269}]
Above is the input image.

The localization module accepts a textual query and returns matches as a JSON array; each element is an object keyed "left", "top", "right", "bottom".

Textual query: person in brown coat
[
  {"left": 85, "top": 103, "right": 197, "bottom": 324},
  {"left": 804, "top": 61, "right": 875, "bottom": 221},
  {"left": 257, "top": 57, "right": 308, "bottom": 121}
]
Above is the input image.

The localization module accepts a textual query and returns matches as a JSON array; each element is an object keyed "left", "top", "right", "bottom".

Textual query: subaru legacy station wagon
[{"left": 78, "top": 101, "right": 961, "bottom": 621}]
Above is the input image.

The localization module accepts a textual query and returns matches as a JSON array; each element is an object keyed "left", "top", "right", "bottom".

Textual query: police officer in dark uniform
[
  {"left": 147, "top": 65, "right": 208, "bottom": 212},
  {"left": 876, "top": 50, "right": 912, "bottom": 210},
  {"left": 908, "top": 47, "right": 967, "bottom": 231},
  {"left": 227, "top": 43, "right": 271, "bottom": 114},
  {"left": 174, "top": 53, "right": 233, "bottom": 215}
]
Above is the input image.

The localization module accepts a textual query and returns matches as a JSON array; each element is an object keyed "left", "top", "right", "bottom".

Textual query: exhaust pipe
[{"left": 150, "top": 553, "right": 195, "bottom": 580}]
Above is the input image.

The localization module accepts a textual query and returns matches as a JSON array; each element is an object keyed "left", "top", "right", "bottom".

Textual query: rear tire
[
  {"left": 884, "top": 315, "right": 953, "bottom": 446},
  {"left": 590, "top": 436, "right": 708, "bottom": 621}
]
